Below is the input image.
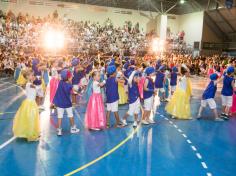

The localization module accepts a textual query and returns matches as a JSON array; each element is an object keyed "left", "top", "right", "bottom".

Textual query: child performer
[
  {"left": 155, "top": 65, "right": 166, "bottom": 102},
  {"left": 71, "top": 58, "right": 84, "bottom": 105},
  {"left": 13, "top": 69, "right": 40, "bottom": 141},
  {"left": 221, "top": 66, "right": 235, "bottom": 120},
  {"left": 105, "top": 65, "right": 123, "bottom": 128},
  {"left": 197, "top": 73, "right": 223, "bottom": 121},
  {"left": 165, "top": 65, "right": 192, "bottom": 120},
  {"left": 122, "top": 71, "right": 141, "bottom": 127},
  {"left": 85, "top": 71, "right": 106, "bottom": 130},
  {"left": 49, "top": 61, "right": 60, "bottom": 106},
  {"left": 142, "top": 67, "right": 156, "bottom": 125},
  {"left": 14, "top": 62, "right": 21, "bottom": 81},
  {"left": 53, "top": 69, "right": 80, "bottom": 136},
  {"left": 32, "top": 59, "right": 45, "bottom": 109},
  {"left": 117, "top": 71, "right": 127, "bottom": 105},
  {"left": 170, "top": 66, "right": 178, "bottom": 95},
  {"left": 164, "top": 70, "right": 170, "bottom": 100}
]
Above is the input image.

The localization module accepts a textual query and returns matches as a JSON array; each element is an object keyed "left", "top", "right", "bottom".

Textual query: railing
[{"left": 202, "top": 42, "right": 236, "bottom": 50}]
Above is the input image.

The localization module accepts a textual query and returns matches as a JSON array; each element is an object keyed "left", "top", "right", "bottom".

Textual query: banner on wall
[
  {"left": 114, "top": 10, "right": 132, "bottom": 15},
  {"left": 29, "top": 0, "right": 43, "bottom": 5},
  {"left": 1, "top": 0, "right": 17, "bottom": 3},
  {"left": 92, "top": 6, "right": 108, "bottom": 12},
  {"left": 57, "top": 3, "right": 78, "bottom": 9}
]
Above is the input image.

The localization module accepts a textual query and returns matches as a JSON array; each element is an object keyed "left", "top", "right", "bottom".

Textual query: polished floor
[{"left": 0, "top": 77, "right": 236, "bottom": 176}]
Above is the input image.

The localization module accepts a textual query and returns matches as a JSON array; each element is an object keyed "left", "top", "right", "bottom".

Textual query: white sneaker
[
  {"left": 215, "top": 118, "right": 224, "bottom": 121},
  {"left": 90, "top": 128, "right": 101, "bottom": 131},
  {"left": 122, "top": 119, "right": 128, "bottom": 126},
  {"left": 70, "top": 126, "right": 80, "bottom": 134},
  {"left": 57, "top": 128, "right": 62, "bottom": 136},
  {"left": 171, "top": 116, "right": 176, "bottom": 119},
  {"left": 148, "top": 119, "right": 155, "bottom": 124},
  {"left": 133, "top": 121, "right": 138, "bottom": 127},
  {"left": 142, "top": 120, "right": 149, "bottom": 125},
  {"left": 39, "top": 105, "right": 45, "bottom": 110}
]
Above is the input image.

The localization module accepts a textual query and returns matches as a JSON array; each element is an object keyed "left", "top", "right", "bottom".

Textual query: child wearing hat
[
  {"left": 13, "top": 69, "right": 40, "bottom": 141},
  {"left": 122, "top": 71, "right": 141, "bottom": 127},
  {"left": 32, "top": 58, "right": 46, "bottom": 109},
  {"left": 165, "top": 65, "right": 192, "bottom": 120},
  {"left": 170, "top": 66, "right": 178, "bottom": 95},
  {"left": 142, "top": 67, "right": 156, "bottom": 125},
  {"left": 197, "top": 73, "right": 223, "bottom": 121},
  {"left": 155, "top": 65, "right": 166, "bottom": 102},
  {"left": 105, "top": 65, "right": 123, "bottom": 128},
  {"left": 71, "top": 58, "right": 84, "bottom": 105},
  {"left": 221, "top": 66, "right": 235, "bottom": 120},
  {"left": 53, "top": 69, "right": 80, "bottom": 136},
  {"left": 84, "top": 70, "right": 106, "bottom": 130}
]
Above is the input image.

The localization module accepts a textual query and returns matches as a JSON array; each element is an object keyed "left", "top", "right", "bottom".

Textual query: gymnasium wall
[{"left": 178, "top": 12, "right": 204, "bottom": 46}]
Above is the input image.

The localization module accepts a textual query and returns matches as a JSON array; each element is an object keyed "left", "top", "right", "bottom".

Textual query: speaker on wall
[
  {"left": 194, "top": 42, "right": 200, "bottom": 50},
  {"left": 225, "top": 0, "right": 234, "bottom": 9}
]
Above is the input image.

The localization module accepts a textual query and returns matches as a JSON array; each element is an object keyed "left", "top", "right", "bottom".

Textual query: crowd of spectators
[{"left": 0, "top": 10, "right": 235, "bottom": 77}]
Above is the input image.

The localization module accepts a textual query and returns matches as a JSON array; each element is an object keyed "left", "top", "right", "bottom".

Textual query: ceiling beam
[
  {"left": 204, "top": 11, "right": 228, "bottom": 41},
  {"left": 165, "top": 2, "right": 179, "bottom": 14},
  {"left": 207, "top": 0, "right": 211, "bottom": 10},
  {"left": 216, "top": 9, "right": 236, "bottom": 32}
]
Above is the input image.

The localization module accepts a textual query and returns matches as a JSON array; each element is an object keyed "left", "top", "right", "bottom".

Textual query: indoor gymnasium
[{"left": 0, "top": 0, "right": 236, "bottom": 176}]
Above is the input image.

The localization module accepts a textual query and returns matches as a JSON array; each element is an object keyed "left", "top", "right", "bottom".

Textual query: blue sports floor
[{"left": 0, "top": 77, "right": 236, "bottom": 176}]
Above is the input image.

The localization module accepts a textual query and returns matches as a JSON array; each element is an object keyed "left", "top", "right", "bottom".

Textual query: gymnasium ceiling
[{"left": 54, "top": 0, "right": 234, "bottom": 15}]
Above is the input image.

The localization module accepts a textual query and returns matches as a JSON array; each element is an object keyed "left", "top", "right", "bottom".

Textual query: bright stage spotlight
[
  {"left": 152, "top": 38, "right": 165, "bottom": 53},
  {"left": 43, "top": 29, "right": 65, "bottom": 50}
]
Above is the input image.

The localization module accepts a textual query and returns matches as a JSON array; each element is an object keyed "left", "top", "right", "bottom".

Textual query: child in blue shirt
[
  {"left": 170, "top": 66, "right": 178, "bottom": 95},
  {"left": 105, "top": 65, "right": 123, "bottom": 128},
  {"left": 122, "top": 71, "right": 141, "bottom": 127},
  {"left": 53, "top": 69, "right": 80, "bottom": 136},
  {"left": 155, "top": 65, "right": 166, "bottom": 102},
  {"left": 197, "top": 73, "right": 223, "bottom": 121},
  {"left": 71, "top": 58, "right": 84, "bottom": 105},
  {"left": 142, "top": 67, "right": 156, "bottom": 125},
  {"left": 221, "top": 66, "right": 235, "bottom": 120}
]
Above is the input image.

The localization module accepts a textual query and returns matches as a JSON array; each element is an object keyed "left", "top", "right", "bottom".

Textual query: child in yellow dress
[
  {"left": 165, "top": 64, "right": 192, "bottom": 119},
  {"left": 16, "top": 69, "right": 27, "bottom": 87},
  {"left": 118, "top": 72, "right": 128, "bottom": 105},
  {"left": 13, "top": 69, "right": 40, "bottom": 141}
]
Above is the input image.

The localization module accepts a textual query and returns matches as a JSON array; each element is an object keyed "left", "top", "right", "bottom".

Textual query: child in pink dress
[
  {"left": 85, "top": 71, "right": 106, "bottom": 130},
  {"left": 49, "top": 62, "right": 60, "bottom": 104},
  {"left": 231, "top": 83, "right": 236, "bottom": 115}
]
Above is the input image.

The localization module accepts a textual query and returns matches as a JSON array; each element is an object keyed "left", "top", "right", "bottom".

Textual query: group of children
[{"left": 11, "top": 56, "right": 235, "bottom": 142}]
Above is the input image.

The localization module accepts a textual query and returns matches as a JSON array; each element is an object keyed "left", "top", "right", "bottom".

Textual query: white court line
[
  {"left": 178, "top": 129, "right": 182, "bottom": 133},
  {"left": 191, "top": 145, "right": 197, "bottom": 151},
  {"left": 160, "top": 115, "right": 164, "bottom": 117},
  {"left": 169, "top": 121, "right": 173, "bottom": 124},
  {"left": 201, "top": 162, "right": 208, "bottom": 169},
  {"left": 0, "top": 80, "right": 24, "bottom": 91},
  {"left": 164, "top": 117, "right": 168, "bottom": 120},
  {"left": 0, "top": 85, "right": 17, "bottom": 92},
  {"left": 169, "top": 120, "right": 212, "bottom": 175},
  {"left": 0, "top": 137, "right": 16, "bottom": 150},
  {"left": 73, "top": 108, "right": 85, "bottom": 128},
  {"left": 0, "top": 82, "right": 11, "bottom": 87},
  {"left": 196, "top": 153, "right": 202, "bottom": 159},
  {"left": 187, "top": 139, "right": 192, "bottom": 144},
  {"left": 0, "top": 77, "right": 10, "bottom": 81},
  {"left": 0, "top": 81, "right": 24, "bottom": 150}
]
